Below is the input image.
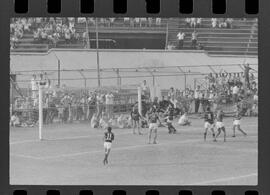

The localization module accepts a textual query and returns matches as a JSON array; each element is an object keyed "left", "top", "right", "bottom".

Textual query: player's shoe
[
  {"left": 213, "top": 139, "right": 217, "bottom": 142},
  {"left": 153, "top": 141, "right": 157, "bottom": 144}
]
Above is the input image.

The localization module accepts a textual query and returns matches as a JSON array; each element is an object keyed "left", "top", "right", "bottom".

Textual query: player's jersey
[
  {"left": 104, "top": 132, "right": 114, "bottom": 142},
  {"left": 216, "top": 112, "right": 224, "bottom": 122},
  {"left": 149, "top": 113, "right": 159, "bottom": 123},
  {"left": 204, "top": 111, "right": 214, "bottom": 124},
  {"left": 234, "top": 112, "right": 242, "bottom": 120},
  {"left": 131, "top": 110, "right": 140, "bottom": 121},
  {"left": 168, "top": 107, "right": 174, "bottom": 116}
]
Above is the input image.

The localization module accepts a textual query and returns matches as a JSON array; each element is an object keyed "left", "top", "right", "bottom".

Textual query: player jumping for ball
[
  {"left": 214, "top": 110, "right": 226, "bottom": 142},
  {"left": 203, "top": 107, "right": 215, "bottom": 141},
  {"left": 103, "top": 126, "right": 114, "bottom": 165},
  {"left": 131, "top": 106, "right": 143, "bottom": 135},
  {"left": 147, "top": 107, "right": 161, "bottom": 144},
  {"left": 232, "top": 107, "right": 247, "bottom": 137}
]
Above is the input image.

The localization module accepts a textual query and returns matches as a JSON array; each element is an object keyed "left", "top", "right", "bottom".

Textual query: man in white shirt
[
  {"left": 31, "top": 74, "right": 38, "bottom": 99},
  {"left": 105, "top": 92, "right": 114, "bottom": 119},
  {"left": 141, "top": 80, "right": 149, "bottom": 97},
  {"left": 232, "top": 85, "right": 239, "bottom": 103},
  {"left": 177, "top": 31, "right": 185, "bottom": 49}
]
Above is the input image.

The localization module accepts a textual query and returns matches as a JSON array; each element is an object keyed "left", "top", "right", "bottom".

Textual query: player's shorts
[
  {"left": 204, "top": 122, "right": 214, "bottom": 129},
  {"left": 104, "top": 142, "right": 112, "bottom": 150},
  {"left": 149, "top": 123, "right": 158, "bottom": 130},
  {"left": 216, "top": 121, "right": 225, "bottom": 129},
  {"left": 233, "top": 120, "right": 241, "bottom": 126}
]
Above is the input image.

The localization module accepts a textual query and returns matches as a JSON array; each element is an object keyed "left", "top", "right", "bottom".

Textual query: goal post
[
  {"left": 137, "top": 86, "right": 142, "bottom": 116},
  {"left": 38, "top": 83, "right": 43, "bottom": 140}
]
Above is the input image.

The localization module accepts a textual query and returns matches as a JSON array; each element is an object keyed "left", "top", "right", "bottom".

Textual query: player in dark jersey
[
  {"left": 232, "top": 108, "right": 247, "bottom": 137},
  {"left": 165, "top": 104, "right": 177, "bottom": 134},
  {"left": 131, "top": 107, "right": 143, "bottom": 135},
  {"left": 147, "top": 107, "right": 161, "bottom": 144},
  {"left": 214, "top": 110, "right": 226, "bottom": 142},
  {"left": 203, "top": 107, "right": 215, "bottom": 141},
  {"left": 103, "top": 126, "right": 114, "bottom": 165}
]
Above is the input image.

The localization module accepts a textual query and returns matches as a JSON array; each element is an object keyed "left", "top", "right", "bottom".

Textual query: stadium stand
[
  {"left": 167, "top": 18, "right": 257, "bottom": 56},
  {"left": 11, "top": 18, "right": 257, "bottom": 57}
]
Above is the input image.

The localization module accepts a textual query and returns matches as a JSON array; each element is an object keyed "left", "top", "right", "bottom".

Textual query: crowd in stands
[
  {"left": 32, "top": 17, "right": 80, "bottom": 46},
  {"left": 184, "top": 18, "right": 234, "bottom": 29},
  {"left": 10, "top": 18, "right": 32, "bottom": 49}
]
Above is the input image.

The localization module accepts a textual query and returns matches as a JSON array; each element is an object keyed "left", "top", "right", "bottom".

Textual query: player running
[
  {"left": 147, "top": 107, "right": 161, "bottom": 144},
  {"left": 203, "top": 107, "right": 215, "bottom": 141},
  {"left": 131, "top": 106, "right": 143, "bottom": 135},
  {"left": 103, "top": 126, "right": 114, "bottom": 165},
  {"left": 232, "top": 107, "right": 247, "bottom": 137},
  {"left": 214, "top": 110, "right": 226, "bottom": 142}
]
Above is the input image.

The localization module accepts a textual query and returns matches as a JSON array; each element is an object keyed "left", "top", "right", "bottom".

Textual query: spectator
[
  {"left": 105, "top": 92, "right": 114, "bottom": 119},
  {"left": 211, "top": 18, "right": 217, "bottom": 28},
  {"left": 31, "top": 74, "right": 38, "bottom": 99},
  {"left": 124, "top": 17, "right": 130, "bottom": 26},
  {"left": 244, "top": 63, "right": 252, "bottom": 89},
  {"left": 177, "top": 31, "right": 185, "bottom": 49},
  {"left": 190, "top": 18, "right": 196, "bottom": 28},
  {"left": 141, "top": 80, "right": 149, "bottom": 97},
  {"left": 96, "top": 93, "right": 104, "bottom": 119},
  {"left": 185, "top": 18, "right": 191, "bottom": 28},
  {"left": 156, "top": 18, "right": 161, "bottom": 26},
  {"left": 191, "top": 30, "right": 198, "bottom": 49},
  {"left": 226, "top": 18, "right": 233, "bottom": 28},
  {"left": 168, "top": 87, "right": 176, "bottom": 100},
  {"left": 194, "top": 85, "right": 201, "bottom": 113},
  {"left": 196, "top": 18, "right": 202, "bottom": 28},
  {"left": 10, "top": 112, "right": 21, "bottom": 127}
]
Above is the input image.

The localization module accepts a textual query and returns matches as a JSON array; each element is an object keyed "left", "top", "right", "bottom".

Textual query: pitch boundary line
[
  {"left": 194, "top": 173, "right": 257, "bottom": 185},
  {"left": 10, "top": 124, "right": 257, "bottom": 145}
]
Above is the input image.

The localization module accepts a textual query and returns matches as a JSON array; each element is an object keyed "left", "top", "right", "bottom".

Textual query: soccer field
[{"left": 10, "top": 117, "right": 258, "bottom": 185}]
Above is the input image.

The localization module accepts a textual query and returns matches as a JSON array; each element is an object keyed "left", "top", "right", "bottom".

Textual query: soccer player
[
  {"left": 165, "top": 104, "right": 177, "bottom": 134},
  {"left": 232, "top": 108, "right": 247, "bottom": 137},
  {"left": 103, "top": 126, "right": 114, "bottom": 165},
  {"left": 214, "top": 110, "right": 226, "bottom": 142},
  {"left": 147, "top": 107, "right": 161, "bottom": 144},
  {"left": 131, "top": 106, "right": 143, "bottom": 135},
  {"left": 203, "top": 107, "right": 215, "bottom": 141}
]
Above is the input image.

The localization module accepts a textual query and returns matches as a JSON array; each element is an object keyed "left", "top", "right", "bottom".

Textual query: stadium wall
[{"left": 10, "top": 49, "right": 258, "bottom": 90}]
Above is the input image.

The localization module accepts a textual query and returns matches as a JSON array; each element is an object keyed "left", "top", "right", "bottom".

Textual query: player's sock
[{"left": 204, "top": 132, "right": 207, "bottom": 141}]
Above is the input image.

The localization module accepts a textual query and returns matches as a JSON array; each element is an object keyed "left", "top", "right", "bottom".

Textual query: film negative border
[
  {"left": 13, "top": 0, "right": 259, "bottom": 15},
  {"left": 10, "top": 0, "right": 259, "bottom": 17},
  {"left": 1, "top": 0, "right": 269, "bottom": 194}
]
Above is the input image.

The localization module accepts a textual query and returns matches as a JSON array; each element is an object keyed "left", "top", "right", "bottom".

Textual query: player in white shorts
[
  {"left": 214, "top": 110, "right": 226, "bottom": 142},
  {"left": 232, "top": 108, "right": 247, "bottom": 137},
  {"left": 103, "top": 126, "right": 114, "bottom": 165},
  {"left": 147, "top": 107, "right": 161, "bottom": 144},
  {"left": 203, "top": 107, "right": 215, "bottom": 141}
]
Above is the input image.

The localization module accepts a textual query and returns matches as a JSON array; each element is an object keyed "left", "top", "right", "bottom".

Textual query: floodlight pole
[{"left": 95, "top": 18, "right": 101, "bottom": 87}]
